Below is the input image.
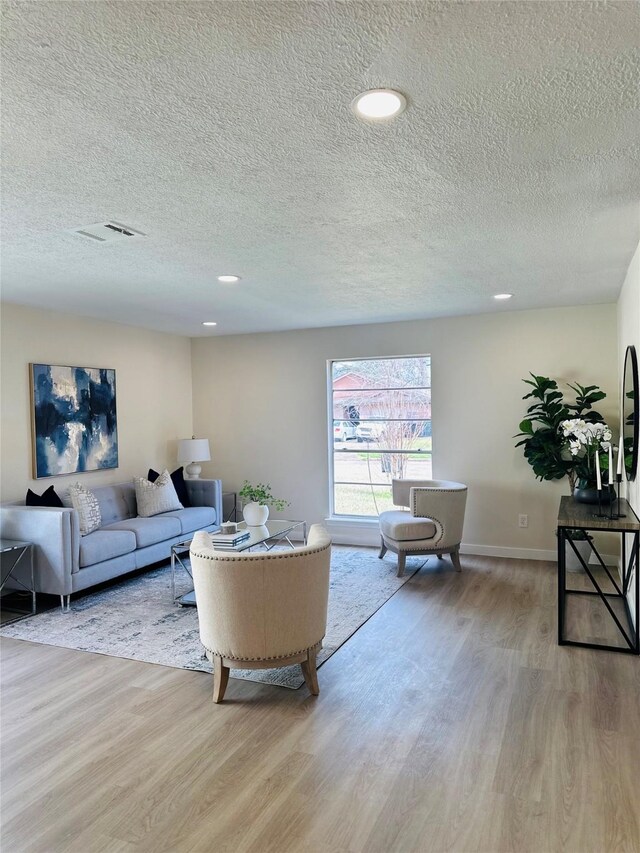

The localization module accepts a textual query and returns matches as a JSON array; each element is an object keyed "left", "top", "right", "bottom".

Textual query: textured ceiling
[{"left": 1, "top": 1, "right": 639, "bottom": 336}]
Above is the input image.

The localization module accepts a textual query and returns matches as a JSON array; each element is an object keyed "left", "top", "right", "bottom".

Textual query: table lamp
[{"left": 177, "top": 437, "right": 211, "bottom": 479}]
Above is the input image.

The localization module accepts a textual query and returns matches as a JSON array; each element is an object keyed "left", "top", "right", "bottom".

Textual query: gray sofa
[{"left": 0, "top": 478, "right": 222, "bottom": 606}]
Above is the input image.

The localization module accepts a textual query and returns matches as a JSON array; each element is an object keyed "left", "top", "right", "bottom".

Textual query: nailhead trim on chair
[
  {"left": 425, "top": 514, "right": 444, "bottom": 547},
  {"left": 389, "top": 541, "right": 446, "bottom": 553},
  {"left": 202, "top": 640, "right": 323, "bottom": 663},
  {"left": 190, "top": 544, "right": 329, "bottom": 562}
]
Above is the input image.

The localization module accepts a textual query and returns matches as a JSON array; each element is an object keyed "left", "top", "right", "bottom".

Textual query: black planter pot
[{"left": 573, "top": 485, "right": 614, "bottom": 504}]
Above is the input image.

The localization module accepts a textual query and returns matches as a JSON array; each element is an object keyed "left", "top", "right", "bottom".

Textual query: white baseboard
[
  {"left": 323, "top": 519, "right": 618, "bottom": 566},
  {"left": 461, "top": 543, "right": 619, "bottom": 566},
  {"left": 460, "top": 543, "right": 556, "bottom": 561}
]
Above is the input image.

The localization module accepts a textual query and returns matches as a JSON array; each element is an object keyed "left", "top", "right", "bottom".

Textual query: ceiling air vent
[{"left": 68, "top": 221, "right": 146, "bottom": 243}]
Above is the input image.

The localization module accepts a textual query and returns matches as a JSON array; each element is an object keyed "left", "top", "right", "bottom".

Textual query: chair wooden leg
[
  {"left": 397, "top": 551, "right": 406, "bottom": 578},
  {"left": 450, "top": 549, "right": 462, "bottom": 572},
  {"left": 301, "top": 648, "right": 319, "bottom": 696},
  {"left": 213, "top": 655, "right": 230, "bottom": 703},
  {"left": 378, "top": 537, "right": 387, "bottom": 559}
]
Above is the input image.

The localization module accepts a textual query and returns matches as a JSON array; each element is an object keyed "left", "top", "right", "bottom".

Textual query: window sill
[
  {"left": 325, "top": 515, "right": 379, "bottom": 526},
  {"left": 324, "top": 516, "right": 380, "bottom": 546}
]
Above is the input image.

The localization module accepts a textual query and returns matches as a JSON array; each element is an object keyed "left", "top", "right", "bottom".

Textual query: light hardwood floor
[{"left": 1, "top": 553, "right": 639, "bottom": 853}]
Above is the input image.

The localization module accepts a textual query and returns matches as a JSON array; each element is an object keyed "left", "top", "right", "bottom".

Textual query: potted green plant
[
  {"left": 515, "top": 374, "right": 611, "bottom": 496},
  {"left": 238, "top": 481, "right": 289, "bottom": 526},
  {"left": 515, "top": 374, "right": 612, "bottom": 571}
]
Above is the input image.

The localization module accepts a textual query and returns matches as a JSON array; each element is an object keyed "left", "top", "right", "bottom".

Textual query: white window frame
[{"left": 327, "top": 354, "right": 432, "bottom": 520}]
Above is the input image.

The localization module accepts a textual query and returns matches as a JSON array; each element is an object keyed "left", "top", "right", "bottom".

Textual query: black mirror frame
[{"left": 623, "top": 344, "right": 639, "bottom": 482}]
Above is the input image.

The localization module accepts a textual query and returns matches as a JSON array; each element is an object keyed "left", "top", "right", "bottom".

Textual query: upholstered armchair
[
  {"left": 378, "top": 480, "right": 468, "bottom": 577},
  {"left": 189, "top": 524, "right": 331, "bottom": 703}
]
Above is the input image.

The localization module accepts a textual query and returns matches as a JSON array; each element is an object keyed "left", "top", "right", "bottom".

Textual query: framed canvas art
[{"left": 30, "top": 363, "right": 119, "bottom": 479}]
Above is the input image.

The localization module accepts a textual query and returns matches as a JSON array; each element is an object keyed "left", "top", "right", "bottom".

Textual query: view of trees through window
[{"left": 330, "top": 355, "right": 432, "bottom": 517}]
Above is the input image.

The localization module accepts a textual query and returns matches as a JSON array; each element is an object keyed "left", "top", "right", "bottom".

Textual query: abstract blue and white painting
[{"left": 31, "top": 364, "right": 118, "bottom": 478}]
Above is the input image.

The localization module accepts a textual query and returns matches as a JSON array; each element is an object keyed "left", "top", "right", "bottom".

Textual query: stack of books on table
[{"left": 210, "top": 529, "right": 251, "bottom": 550}]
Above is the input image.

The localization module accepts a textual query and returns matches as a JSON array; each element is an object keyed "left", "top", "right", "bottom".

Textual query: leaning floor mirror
[{"left": 623, "top": 344, "right": 638, "bottom": 481}]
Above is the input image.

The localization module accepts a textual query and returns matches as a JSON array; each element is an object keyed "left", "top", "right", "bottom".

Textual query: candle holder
[
  {"left": 614, "top": 474, "right": 626, "bottom": 519},
  {"left": 608, "top": 483, "right": 616, "bottom": 520},
  {"left": 594, "top": 487, "right": 608, "bottom": 519}
]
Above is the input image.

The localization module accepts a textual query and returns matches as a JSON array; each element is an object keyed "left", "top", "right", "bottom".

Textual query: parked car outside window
[
  {"left": 356, "top": 423, "right": 385, "bottom": 442},
  {"left": 333, "top": 421, "right": 357, "bottom": 442}
]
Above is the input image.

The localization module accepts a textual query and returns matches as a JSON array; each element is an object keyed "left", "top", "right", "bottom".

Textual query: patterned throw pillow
[
  {"left": 134, "top": 469, "right": 183, "bottom": 518},
  {"left": 147, "top": 467, "right": 191, "bottom": 507},
  {"left": 67, "top": 483, "right": 102, "bottom": 536}
]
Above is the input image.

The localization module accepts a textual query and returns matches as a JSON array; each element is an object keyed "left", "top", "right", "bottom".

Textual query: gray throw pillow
[{"left": 134, "top": 469, "right": 183, "bottom": 517}]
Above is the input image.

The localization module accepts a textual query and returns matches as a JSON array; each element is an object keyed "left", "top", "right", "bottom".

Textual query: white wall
[
  {"left": 1, "top": 299, "right": 624, "bottom": 559},
  {"left": 0, "top": 303, "right": 193, "bottom": 502},
  {"left": 191, "top": 304, "right": 618, "bottom": 558}
]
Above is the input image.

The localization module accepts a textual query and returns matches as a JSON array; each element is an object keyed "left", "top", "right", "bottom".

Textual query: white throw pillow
[
  {"left": 67, "top": 483, "right": 102, "bottom": 536},
  {"left": 134, "top": 469, "right": 183, "bottom": 517}
]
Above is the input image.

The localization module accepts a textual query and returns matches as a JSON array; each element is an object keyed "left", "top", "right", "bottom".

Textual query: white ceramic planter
[{"left": 242, "top": 502, "right": 269, "bottom": 526}]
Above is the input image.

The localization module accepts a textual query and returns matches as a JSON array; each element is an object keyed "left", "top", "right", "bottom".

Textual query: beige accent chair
[
  {"left": 189, "top": 524, "right": 331, "bottom": 703},
  {"left": 378, "top": 480, "right": 467, "bottom": 577}
]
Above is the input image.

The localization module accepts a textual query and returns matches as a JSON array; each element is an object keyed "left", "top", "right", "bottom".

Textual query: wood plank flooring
[{"left": 1, "top": 553, "right": 639, "bottom": 853}]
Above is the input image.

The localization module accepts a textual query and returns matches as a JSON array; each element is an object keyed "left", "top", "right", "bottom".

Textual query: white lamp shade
[{"left": 177, "top": 438, "right": 211, "bottom": 463}]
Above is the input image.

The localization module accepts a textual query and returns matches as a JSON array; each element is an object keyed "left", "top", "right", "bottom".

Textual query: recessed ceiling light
[
  {"left": 217, "top": 275, "right": 240, "bottom": 283},
  {"left": 202, "top": 321, "right": 218, "bottom": 326},
  {"left": 351, "top": 88, "right": 407, "bottom": 121},
  {"left": 493, "top": 293, "right": 513, "bottom": 300}
]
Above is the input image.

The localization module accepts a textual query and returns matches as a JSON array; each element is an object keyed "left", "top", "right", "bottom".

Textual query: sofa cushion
[
  {"left": 160, "top": 506, "right": 216, "bottom": 535},
  {"left": 379, "top": 510, "right": 437, "bottom": 542},
  {"left": 104, "top": 516, "right": 182, "bottom": 548},
  {"left": 79, "top": 529, "right": 137, "bottom": 568},
  {"left": 134, "top": 470, "right": 183, "bottom": 518}
]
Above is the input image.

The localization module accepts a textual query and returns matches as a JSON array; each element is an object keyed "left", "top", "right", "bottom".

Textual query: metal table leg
[{"left": 30, "top": 544, "right": 35, "bottom": 614}]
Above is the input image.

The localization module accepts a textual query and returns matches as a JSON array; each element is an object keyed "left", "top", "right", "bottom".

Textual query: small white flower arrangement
[
  {"left": 559, "top": 418, "right": 614, "bottom": 493},
  {"left": 560, "top": 419, "right": 612, "bottom": 457}
]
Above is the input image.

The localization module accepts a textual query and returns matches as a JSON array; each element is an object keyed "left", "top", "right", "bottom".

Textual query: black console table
[{"left": 557, "top": 496, "right": 639, "bottom": 654}]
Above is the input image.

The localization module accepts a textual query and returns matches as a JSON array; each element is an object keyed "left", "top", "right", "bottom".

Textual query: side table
[
  {"left": 557, "top": 496, "right": 639, "bottom": 654},
  {"left": 0, "top": 539, "right": 35, "bottom": 617},
  {"left": 171, "top": 539, "right": 197, "bottom": 607}
]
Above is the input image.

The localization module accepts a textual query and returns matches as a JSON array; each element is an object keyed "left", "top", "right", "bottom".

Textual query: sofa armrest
[
  {"left": 0, "top": 505, "right": 80, "bottom": 596},
  {"left": 185, "top": 479, "right": 222, "bottom": 526}
]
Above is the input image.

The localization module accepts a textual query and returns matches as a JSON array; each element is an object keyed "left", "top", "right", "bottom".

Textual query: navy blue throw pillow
[
  {"left": 26, "top": 485, "right": 64, "bottom": 507},
  {"left": 147, "top": 467, "right": 191, "bottom": 508}
]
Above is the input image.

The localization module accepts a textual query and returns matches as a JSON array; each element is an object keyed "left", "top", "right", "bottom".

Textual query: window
[{"left": 329, "top": 355, "right": 432, "bottom": 518}]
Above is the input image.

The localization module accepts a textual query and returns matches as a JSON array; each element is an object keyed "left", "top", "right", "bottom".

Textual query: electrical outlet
[{"left": 518, "top": 514, "right": 528, "bottom": 528}]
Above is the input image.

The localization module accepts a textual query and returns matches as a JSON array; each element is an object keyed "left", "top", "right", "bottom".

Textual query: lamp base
[{"left": 185, "top": 462, "right": 202, "bottom": 479}]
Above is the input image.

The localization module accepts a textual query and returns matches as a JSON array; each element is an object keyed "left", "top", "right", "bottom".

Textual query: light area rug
[{"left": 0, "top": 547, "right": 424, "bottom": 689}]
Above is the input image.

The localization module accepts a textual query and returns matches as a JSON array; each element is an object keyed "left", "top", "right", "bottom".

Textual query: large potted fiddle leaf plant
[
  {"left": 515, "top": 374, "right": 611, "bottom": 495},
  {"left": 515, "top": 374, "right": 613, "bottom": 571}
]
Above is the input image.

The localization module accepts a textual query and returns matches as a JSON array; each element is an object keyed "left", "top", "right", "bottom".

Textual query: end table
[{"left": 0, "top": 539, "right": 35, "bottom": 617}]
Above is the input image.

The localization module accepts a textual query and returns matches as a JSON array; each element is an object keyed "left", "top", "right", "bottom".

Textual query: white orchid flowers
[{"left": 559, "top": 418, "right": 612, "bottom": 456}]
